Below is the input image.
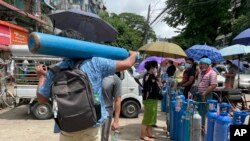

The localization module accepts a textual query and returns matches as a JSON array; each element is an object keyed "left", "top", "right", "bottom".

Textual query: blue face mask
[{"left": 185, "top": 63, "right": 191, "bottom": 69}]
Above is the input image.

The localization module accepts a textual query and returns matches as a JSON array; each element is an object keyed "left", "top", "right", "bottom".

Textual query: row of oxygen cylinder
[{"left": 161, "top": 85, "right": 249, "bottom": 141}]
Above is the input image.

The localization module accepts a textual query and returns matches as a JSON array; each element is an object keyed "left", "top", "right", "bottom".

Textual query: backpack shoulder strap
[
  {"left": 48, "top": 64, "right": 61, "bottom": 74},
  {"left": 72, "top": 59, "right": 84, "bottom": 70}
]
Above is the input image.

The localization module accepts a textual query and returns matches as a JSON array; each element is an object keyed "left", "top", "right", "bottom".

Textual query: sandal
[
  {"left": 140, "top": 136, "right": 153, "bottom": 141},
  {"left": 148, "top": 135, "right": 157, "bottom": 139}
]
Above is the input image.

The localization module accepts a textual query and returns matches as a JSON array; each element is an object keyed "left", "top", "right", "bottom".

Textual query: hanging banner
[
  {"left": 0, "top": 20, "right": 28, "bottom": 46},
  {"left": 10, "top": 28, "right": 28, "bottom": 44}
]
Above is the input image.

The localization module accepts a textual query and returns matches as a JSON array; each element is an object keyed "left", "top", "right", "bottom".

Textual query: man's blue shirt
[{"left": 38, "top": 57, "right": 115, "bottom": 133}]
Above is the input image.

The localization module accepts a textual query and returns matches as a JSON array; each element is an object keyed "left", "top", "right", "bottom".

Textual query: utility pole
[{"left": 142, "top": 4, "right": 151, "bottom": 45}]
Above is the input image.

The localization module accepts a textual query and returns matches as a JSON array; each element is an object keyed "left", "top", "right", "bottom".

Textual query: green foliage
[
  {"left": 164, "top": 0, "right": 232, "bottom": 48},
  {"left": 99, "top": 12, "right": 156, "bottom": 50},
  {"left": 231, "top": 0, "right": 250, "bottom": 41}
]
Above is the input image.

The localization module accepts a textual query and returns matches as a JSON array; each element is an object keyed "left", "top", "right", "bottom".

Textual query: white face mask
[
  {"left": 153, "top": 68, "right": 158, "bottom": 75},
  {"left": 179, "top": 66, "right": 185, "bottom": 71},
  {"left": 185, "top": 63, "right": 191, "bottom": 69}
]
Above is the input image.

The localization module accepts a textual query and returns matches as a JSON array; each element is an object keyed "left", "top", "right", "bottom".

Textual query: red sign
[
  {"left": 11, "top": 28, "right": 28, "bottom": 44},
  {"left": 0, "top": 24, "right": 10, "bottom": 45}
]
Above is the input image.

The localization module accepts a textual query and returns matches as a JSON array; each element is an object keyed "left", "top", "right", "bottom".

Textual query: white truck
[{"left": 9, "top": 45, "right": 142, "bottom": 119}]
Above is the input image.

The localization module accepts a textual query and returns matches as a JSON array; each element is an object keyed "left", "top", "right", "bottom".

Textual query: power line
[
  {"left": 149, "top": 0, "right": 166, "bottom": 20},
  {"left": 151, "top": 12, "right": 167, "bottom": 28},
  {"left": 150, "top": 0, "right": 217, "bottom": 25},
  {"left": 150, "top": 7, "right": 166, "bottom": 13},
  {"left": 151, "top": 0, "right": 164, "bottom": 9}
]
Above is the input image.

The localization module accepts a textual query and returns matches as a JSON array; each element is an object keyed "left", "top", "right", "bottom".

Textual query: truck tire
[
  {"left": 32, "top": 102, "right": 53, "bottom": 120},
  {"left": 122, "top": 100, "right": 140, "bottom": 118}
]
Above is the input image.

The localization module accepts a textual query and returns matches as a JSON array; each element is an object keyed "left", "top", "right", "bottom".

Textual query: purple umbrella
[
  {"left": 136, "top": 56, "right": 185, "bottom": 72},
  {"left": 232, "top": 28, "right": 250, "bottom": 45},
  {"left": 136, "top": 56, "right": 165, "bottom": 72}
]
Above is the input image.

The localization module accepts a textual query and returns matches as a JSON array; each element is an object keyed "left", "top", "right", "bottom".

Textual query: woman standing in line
[{"left": 140, "top": 60, "right": 161, "bottom": 141}]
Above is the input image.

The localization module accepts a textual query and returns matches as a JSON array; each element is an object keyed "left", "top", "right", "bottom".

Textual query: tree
[
  {"left": 164, "top": 0, "right": 232, "bottom": 49},
  {"left": 99, "top": 12, "right": 156, "bottom": 50},
  {"left": 230, "top": 0, "right": 250, "bottom": 42},
  {"left": 119, "top": 13, "right": 156, "bottom": 43}
]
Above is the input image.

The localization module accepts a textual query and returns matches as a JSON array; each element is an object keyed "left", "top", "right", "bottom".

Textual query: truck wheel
[
  {"left": 32, "top": 102, "right": 53, "bottom": 120},
  {"left": 122, "top": 100, "right": 140, "bottom": 118}
]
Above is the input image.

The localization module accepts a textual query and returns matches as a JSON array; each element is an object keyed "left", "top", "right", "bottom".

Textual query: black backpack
[{"left": 49, "top": 61, "right": 101, "bottom": 132}]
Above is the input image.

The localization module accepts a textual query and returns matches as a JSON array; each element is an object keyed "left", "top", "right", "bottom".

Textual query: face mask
[
  {"left": 185, "top": 63, "right": 191, "bottom": 69},
  {"left": 201, "top": 68, "right": 207, "bottom": 72},
  {"left": 153, "top": 68, "right": 158, "bottom": 74},
  {"left": 179, "top": 65, "right": 185, "bottom": 71}
]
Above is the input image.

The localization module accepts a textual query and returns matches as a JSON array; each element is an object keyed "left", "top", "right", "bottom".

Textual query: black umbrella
[{"left": 49, "top": 9, "right": 118, "bottom": 42}]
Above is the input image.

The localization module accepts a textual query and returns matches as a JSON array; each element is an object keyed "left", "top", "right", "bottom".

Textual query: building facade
[
  {"left": 0, "top": 0, "right": 54, "bottom": 60},
  {"left": 50, "top": 0, "right": 105, "bottom": 14}
]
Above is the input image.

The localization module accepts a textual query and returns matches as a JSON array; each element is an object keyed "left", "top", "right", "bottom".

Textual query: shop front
[{"left": 0, "top": 20, "right": 28, "bottom": 59}]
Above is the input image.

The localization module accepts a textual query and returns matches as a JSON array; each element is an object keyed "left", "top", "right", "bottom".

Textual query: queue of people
[{"left": 32, "top": 29, "right": 243, "bottom": 141}]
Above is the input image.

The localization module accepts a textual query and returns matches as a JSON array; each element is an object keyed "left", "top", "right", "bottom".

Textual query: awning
[{"left": 0, "top": 1, "right": 46, "bottom": 25}]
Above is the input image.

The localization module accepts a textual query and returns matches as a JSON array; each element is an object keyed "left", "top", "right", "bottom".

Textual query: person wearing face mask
[
  {"left": 196, "top": 57, "right": 217, "bottom": 131},
  {"left": 175, "top": 63, "right": 185, "bottom": 83},
  {"left": 166, "top": 60, "right": 176, "bottom": 77},
  {"left": 140, "top": 60, "right": 161, "bottom": 141},
  {"left": 179, "top": 58, "right": 196, "bottom": 99}
]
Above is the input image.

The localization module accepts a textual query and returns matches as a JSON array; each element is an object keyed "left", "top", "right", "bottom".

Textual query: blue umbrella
[
  {"left": 232, "top": 28, "right": 250, "bottom": 45},
  {"left": 219, "top": 44, "right": 250, "bottom": 56},
  {"left": 230, "top": 59, "right": 245, "bottom": 71},
  {"left": 185, "top": 44, "right": 224, "bottom": 63}
]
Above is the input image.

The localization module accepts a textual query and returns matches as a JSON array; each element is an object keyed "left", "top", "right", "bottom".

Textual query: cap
[{"left": 199, "top": 58, "right": 211, "bottom": 65}]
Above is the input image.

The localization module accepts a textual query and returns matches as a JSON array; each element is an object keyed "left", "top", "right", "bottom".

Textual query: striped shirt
[{"left": 197, "top": 67, "right": 217, "bottom": 93}]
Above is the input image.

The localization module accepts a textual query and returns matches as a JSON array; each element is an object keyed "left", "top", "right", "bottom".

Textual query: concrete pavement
[{"left": 0, "top": 104, "right": 168, "bottom": 141}]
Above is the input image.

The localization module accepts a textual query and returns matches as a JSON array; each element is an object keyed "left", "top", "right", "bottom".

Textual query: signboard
[
  {"left": 10, "top": 28, "right": 28, "bottom": 44},
  {"left": 0, "top": 24, "right": 10, "bottom": 46}
]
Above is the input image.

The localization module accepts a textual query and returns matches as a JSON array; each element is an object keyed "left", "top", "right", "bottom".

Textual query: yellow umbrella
[{"left": 138, "top": 41, "right": 187, "bottom": 58}]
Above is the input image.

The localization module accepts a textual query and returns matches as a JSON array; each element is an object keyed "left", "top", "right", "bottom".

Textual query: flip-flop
[
  {"left": 140, "top": 137, "right": 153, "bottom": 141},
  {"left": 148, "top": 135, "right": 157, "bottom": 139}
]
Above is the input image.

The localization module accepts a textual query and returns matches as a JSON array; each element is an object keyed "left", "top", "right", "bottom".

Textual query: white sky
[{"left": 104, "top": 0, "right": 179, "bottom": 38}]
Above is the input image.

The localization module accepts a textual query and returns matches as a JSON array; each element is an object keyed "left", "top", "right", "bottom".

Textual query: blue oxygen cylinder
[
  {"left": 204, "top": 100, "right": 218, "bottom": 141},
  {"left": 180, "top": 102, "right": 187, "bottom": 141},
  {"left": 175, "top": 96, "right": 182, "bottom": 141},
  {"left": 233, "top": 110, "right": 242, "bottom": 125},
  {"left": 183, "top": 100, "right": 193, "bottom": 141},
  {"left": 28, "top": 32, "right": 129, "bottom": 60},
  {"left": 240, "top": 111, "right": 248, "bottom": 124},
  {"left": 170, "top": 91, "right": 176, "bottom": 140},
  {"left": 161, "top": 82, "right": 167, "bottom": 112},
  {"left": 233, "top": 110, "right": 248, "bottom": 125},
  {"left": 213, "top": 103, "right": 231, "bottom": 141},
  {"left": 166, "top": 87, "right": 174, "bottom": 135},
  {"left": 190, "top": 105, "right": 202, "bottom": 141},
  {"left": 178, "top": 87, "right": 184, "bottom": 95}
]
